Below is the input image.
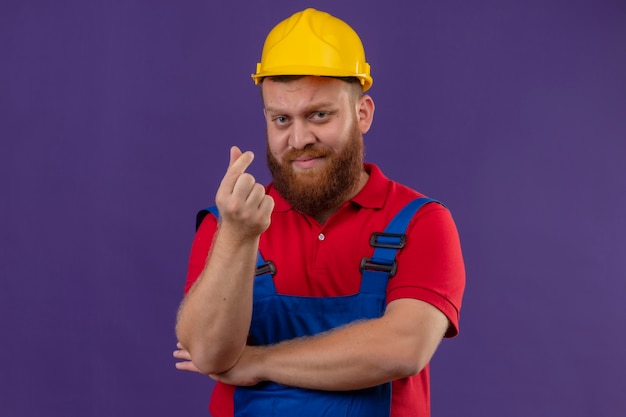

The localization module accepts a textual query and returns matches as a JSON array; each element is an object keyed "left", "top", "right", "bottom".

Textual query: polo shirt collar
[{"left": 267, "top": 163, "right": 390, "bottom": 212}]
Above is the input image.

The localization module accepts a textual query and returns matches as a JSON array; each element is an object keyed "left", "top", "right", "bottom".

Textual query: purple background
[{"left": 1, "top": 1, "right": 625, "bottom": 416}]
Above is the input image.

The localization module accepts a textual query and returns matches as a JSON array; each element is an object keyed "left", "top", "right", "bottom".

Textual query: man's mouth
[{"left": 291, "top": 156, "right": 324, "bottom": 170}]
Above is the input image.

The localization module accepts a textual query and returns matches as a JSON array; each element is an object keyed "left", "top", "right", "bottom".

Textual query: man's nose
[{"left": 288, "top": 120, "right": 316, "bottom": 149}]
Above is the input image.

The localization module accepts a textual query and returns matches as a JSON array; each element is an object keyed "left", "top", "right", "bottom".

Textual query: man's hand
[
  {"left": 173, "top": 342, "right": 202, "bottom": 374},
  {"left": 216, "top": 146, "right": 274, "bottom": 239},
  {"left": 174, "top": 342, "right": 263, "bottom": 386}
]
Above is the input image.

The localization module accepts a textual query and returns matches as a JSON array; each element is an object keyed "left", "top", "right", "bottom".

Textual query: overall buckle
[
  {"left": 255, "top": 260, "right": 276, "bottom": 277},
  {"left": 369, "top": 232, "right": 406, "bottom": 249},
  {"left": 359, "top": 258, "right": 398, "bottom": 278}
]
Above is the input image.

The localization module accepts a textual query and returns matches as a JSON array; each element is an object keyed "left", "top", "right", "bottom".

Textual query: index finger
[
  {"left": 221, "top": 147, "right": 255, "bottom": 189},
  {"left": 228, "top": 146, "right": 243, "bottom": 169}
]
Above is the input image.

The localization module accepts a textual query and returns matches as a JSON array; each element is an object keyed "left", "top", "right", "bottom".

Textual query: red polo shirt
[{"left": 185, "top": 163, "right": 465, "bottom": 417}]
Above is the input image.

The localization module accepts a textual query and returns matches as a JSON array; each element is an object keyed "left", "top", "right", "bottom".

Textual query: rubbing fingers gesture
[{"left": 215, "top": 146, "right": 274, "bottom": 238}]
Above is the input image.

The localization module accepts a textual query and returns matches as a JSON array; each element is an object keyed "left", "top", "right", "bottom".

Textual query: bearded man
[{"left": 174, "top": 8, "right": 465, "bottom": 417}]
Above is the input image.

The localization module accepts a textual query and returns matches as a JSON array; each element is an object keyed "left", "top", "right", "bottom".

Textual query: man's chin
[{"left": 290, "top": 174, "right": 325, "bottom": 190}]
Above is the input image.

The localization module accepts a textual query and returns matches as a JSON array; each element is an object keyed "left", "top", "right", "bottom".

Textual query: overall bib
[{"left": 199, "top": 198, "right": 437, "bottom": 417}]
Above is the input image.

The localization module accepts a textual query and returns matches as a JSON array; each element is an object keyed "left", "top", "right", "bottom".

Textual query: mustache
[{"left": 283, "top": 144, "right": 332, "bottom": 161}]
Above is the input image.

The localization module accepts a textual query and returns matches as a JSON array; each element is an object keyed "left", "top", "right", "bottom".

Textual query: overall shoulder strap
[
  {"left": 196, "top": 207, "right": 214, "bottom": 231},
  {"left": 360, "top": 197, "right": 440, "bottom": 293}
]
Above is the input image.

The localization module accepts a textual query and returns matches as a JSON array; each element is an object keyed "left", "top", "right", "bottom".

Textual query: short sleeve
[{"left": 386, "top": 202, "right": 466, "bottom": 337}]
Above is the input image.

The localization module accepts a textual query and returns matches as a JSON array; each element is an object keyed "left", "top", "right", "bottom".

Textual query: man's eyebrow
[
  {"left": 263, "top": 106, "right": 283, "bottom": 114},
  {"left": 265, "top": 102, "right": 338, "bottom": 114}
]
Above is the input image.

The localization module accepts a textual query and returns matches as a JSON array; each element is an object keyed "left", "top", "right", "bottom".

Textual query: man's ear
[{"left": 356, "top": 94, "right": 375, "bottom": 134}]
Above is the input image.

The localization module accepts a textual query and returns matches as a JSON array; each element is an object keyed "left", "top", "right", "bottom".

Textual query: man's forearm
[
  {"left": 176, "top": 227, "right": 259, "bottom": 374},
  {"left": 260, "top": 319, "right": 413, "bottom": 390},
  {"left": 215, "top": 299, "right": 449, "bottom": 391}
]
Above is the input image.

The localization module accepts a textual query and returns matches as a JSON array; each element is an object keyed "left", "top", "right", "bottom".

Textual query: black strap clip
[
  {"left": 359, "top": 258, "right": 398, "bottom": 278},
  {"left": 360, "top": 231, "right": 407, "bottom": 278},
  {"left": 369, "top": 232, "right": 406, "bottom": 249},
  {"left": 255, "top": 260, "right": 276, "bottom": 277}
]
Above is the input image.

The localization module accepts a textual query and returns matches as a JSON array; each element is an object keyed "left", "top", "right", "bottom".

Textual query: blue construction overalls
[{"left": 198, "top": 197, "right": 438, "bottom": 417}]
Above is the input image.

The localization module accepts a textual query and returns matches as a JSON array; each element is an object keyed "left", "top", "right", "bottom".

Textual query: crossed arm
[{"left": 175, "top": 297, "right": 448, "bottom": 390}]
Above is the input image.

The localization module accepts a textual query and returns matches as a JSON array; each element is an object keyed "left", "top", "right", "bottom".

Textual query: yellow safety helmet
[{"left": 252, "top": 8, "right": 373, "bottom": 92}]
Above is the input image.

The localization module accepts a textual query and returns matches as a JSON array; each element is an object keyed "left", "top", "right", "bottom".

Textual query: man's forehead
[{"left": 262, "top": 77, "right": 349, "bottom": 109}]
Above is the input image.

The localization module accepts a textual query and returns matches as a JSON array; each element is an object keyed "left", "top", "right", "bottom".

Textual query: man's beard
[{"left": 267, "top": 124, "right": 364, "bottom": 217}]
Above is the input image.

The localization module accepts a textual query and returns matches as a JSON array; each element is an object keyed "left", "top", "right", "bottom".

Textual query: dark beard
[{"left": 266, "top": 125, "right": 364, "bottom": 217}]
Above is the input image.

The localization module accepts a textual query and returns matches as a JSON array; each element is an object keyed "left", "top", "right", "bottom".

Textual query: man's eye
[
  {"left": 311, "top": 112, "right": 329, "bottom": 120},
  {"left": 275, "top": 116, "right": 288, "bottom": 124}
]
